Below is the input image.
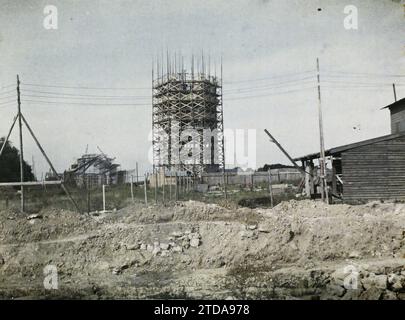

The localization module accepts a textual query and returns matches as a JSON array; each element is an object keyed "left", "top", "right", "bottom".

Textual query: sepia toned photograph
[{"left": 1, "top": 0, "right": 405, "bottom": 307}]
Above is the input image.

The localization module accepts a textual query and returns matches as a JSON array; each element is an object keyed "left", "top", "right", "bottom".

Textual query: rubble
[
  {"left": 160, "top": 243, "right": 170, "bottom": 250},
  {"left": 125, "top": 243, "right": 140, "bottom": 250},
  {"left": 362, "top": 274, "right": 388, "bottom": 290},
  {"left": 1, "top": 199, "right": 405, "bottom": 299},
  {"left": 27, "top": 214, "right": 42, "bottom": 220},
  {"left": 172, "top": 246, "right": 183, "bottom": 253},
  {"left": 190, "top": 238, "right": 200, "bottom": 248}
]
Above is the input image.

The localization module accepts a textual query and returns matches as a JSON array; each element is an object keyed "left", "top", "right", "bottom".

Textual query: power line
[
  {"left": 323, "top": 84, "right": 405, "bottom": 90},
  {"left": 0, "top": 98, "right": 16, "bottom": 105},
  {"left": 0, "top": 101, "right": 15, "bottom": 107},
  {"left": 224, "top": 76, "right": 316, "bottom": 93},
  {"left": 19, "top": 82, "right": 398, "bottom": 103},
  {"left": 225, "top": 81, "right": 315, "bottom": 95},
  {"left": 20, "top": 80, "right": 316, "bottom": 99},
  {"left": 6, "top": 68, "right": 402, "bottom": 107},
  {"left": 21, "top": 83, "right": 316, "bottom": 98},
  {"left": 323, "top": 86, "right": 395, "bottom": 91},
  {"left": 0, "top": 94, "right": 15, "bottom": 100},
  {"left": 22, "top": 89, "right": 150, "bottom": 99},
  {"left": 22, "top": 82, "right": 150, "bottom": 90},
  {"left": 223, "top": 69, "right": 316, "bottom": 84},
  {"left": 323, "top": 79, "right": 405, "bottom": 87},
  {"left": 0, "top": 84, "right": 15, "bottom": 89},
  {"left": 21, "top": 99, "right": 150, "bottom": 106},
  {"left": 21, "top": 94, "right": 150, "bottom": 101},
  {"left": 226, "top": 86, "right": 317, "bottom": 101},
  {"left": 0, "top": 89, "right": 15, "bottom": 96},
  {"left": 322, "top": 70, "right": 405, "bottom": 78}
]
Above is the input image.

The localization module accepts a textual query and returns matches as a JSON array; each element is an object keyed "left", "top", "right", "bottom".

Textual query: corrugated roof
[
  {"left": 381, "top": 97, "right": 405, "bottom": 110},
  {"left": 293, "top": 133, "right": 405, "bottom": 161}
]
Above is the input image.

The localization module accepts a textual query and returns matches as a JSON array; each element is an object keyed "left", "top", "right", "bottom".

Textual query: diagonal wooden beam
[
  {"left": 0, "top": 114, "right": 18, "bottom": 158},
  {"left": 21, "top": 114, "right": 82, "bottom": 214}
]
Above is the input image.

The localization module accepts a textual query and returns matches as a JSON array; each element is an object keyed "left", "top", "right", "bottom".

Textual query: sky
[{"left": 0, "top": 0, "right": 404, "bottom": 177}]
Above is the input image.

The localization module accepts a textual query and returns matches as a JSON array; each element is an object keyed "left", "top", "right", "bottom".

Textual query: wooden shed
[{"left": 294, "top": 98, "right": 405, "bottom": 203}]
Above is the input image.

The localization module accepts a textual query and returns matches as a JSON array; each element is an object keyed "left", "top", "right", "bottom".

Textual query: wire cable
[
  {"left": 22, "top": 82, "right": 150, "bottom": 90},
  {"left": 322, "top": 70, "right": 405, "bottom": 78},
  {"left": 0, "top": 98, "right": 16, "bottom": 105},
  {"left": 21, "top": 99, "right": 150, "bottom": 106},
  {"left": 226, "top": 86, "right": 317, "bottom": 101},
  {"left": 323, "top": 79, "right": 405, "bottom": 87},
  {"left": 21, "top": 89, "right": 150, "bottom": 99},
  {"left": 21, "top": 94, "right": 150, "bottom": 101},
  {"left": 223, "top": 69, "right": 316, "bottom": 84},
  {"left": 0, "top": 103, "right": 15, "bottom": 109},
  {"left": 0, "top": 89, "right": 15, "bottom": 96},
  {"left": 224, "top": 76, "right": 316, "bottom": 93},
  {"left": 0, "top": 84, "right": 15, "bottom": 90},
  {"left": 0, "top": 94, "right": 15, "bottom": 101}
]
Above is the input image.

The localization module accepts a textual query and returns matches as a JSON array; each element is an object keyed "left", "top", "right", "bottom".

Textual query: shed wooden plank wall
[
  {"left": 390, "top": 108, "right": 405, "bottom": 134},
  {"left": 342, "top": 136, "right": 405, "bottom": 202}
]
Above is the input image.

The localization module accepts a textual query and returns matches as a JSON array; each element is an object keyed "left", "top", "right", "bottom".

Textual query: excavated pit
[{"left": 1, "top": 199, "right": 405, "bottom": 299}]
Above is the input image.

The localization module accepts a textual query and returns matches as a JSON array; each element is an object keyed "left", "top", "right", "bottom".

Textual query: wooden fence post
[
  {"left": 175, "top": 172, "right": 179, "bottom": 201},
  {"left": 130, "top": 175, "right": 134, "bottom": 202},
  {"left": 144, "top": 173, "right": 148, "bottom": 206},
  {"left": 268, "top": 169, "right": 274, "bottom": 208},
  {"left": 102, "top": 184, "right": 106, "bottom": 212}
]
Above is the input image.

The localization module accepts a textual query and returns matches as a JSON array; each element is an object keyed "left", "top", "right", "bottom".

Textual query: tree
[
  {"left": 257, "top": 163, "right": 295, "bottom": 172},
  {"left": 0, "top": 138, "right": 34, "bottom": 182}
]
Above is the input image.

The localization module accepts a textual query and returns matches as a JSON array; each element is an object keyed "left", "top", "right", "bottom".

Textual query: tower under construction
[{"left": 152, "top": 54, "right": 225, "bottom": 177}]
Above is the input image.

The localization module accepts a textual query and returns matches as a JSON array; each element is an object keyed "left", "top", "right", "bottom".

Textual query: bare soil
[{"left": 1, "top": 199, "right": 405, "bottom": 299}]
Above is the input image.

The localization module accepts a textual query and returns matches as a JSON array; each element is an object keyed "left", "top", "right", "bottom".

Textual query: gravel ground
[{"left": 1, "top": 199, "right": 405, "bottom": 299}]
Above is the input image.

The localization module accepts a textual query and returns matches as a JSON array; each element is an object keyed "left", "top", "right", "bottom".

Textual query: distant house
[{"left": 294, "top": 98, "right": 405, "bottom": 203}]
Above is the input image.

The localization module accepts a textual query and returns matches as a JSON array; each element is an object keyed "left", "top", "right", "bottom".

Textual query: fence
[
  {"left": 0, "top": 168, "right": 303, "bottom": 213},
  {"left": 201, "top": 169, "right": 302, "bottom": 186}
]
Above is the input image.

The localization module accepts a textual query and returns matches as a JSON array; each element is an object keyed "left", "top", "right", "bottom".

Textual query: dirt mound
[
  {"left": 0, "top": 208, "right": 98, "bottom": 244},
  {"left": 0, "top": 199, "right": 405, "bottom": 299}
]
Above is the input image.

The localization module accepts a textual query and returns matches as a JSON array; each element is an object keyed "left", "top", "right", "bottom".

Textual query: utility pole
[
  {"left": 17, "top": 75, "right": 25, "bottom": 212},
  {"left": 316, "top": 58, "right": 329, "bottom": 203},
  {"left": 2, "top": 74, "right": 81, "bottom": 213},
  {"left": 221, "top": 57, "right": 227, "bottom": 200},
  {"left": 393, "top": 83, "right": 397, "bottom": 102}
]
